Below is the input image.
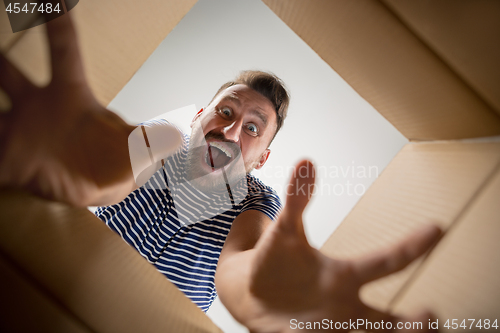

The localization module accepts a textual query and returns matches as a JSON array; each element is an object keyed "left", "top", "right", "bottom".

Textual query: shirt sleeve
[{"left": 240, "top": 177, "right": 282, "bottom": 222}]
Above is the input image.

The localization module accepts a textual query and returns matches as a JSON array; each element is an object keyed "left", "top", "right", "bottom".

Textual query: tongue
[{"left": 208, "top": 146, "right": 231, "bottom": 169}]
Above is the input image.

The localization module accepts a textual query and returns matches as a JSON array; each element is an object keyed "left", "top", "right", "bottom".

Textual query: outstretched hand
[
  {"left": 0, "top": 14, "right": 136, "bottom": 206},
  {"left": 242, "top": 160, "right": 441, "bottom": 332}
]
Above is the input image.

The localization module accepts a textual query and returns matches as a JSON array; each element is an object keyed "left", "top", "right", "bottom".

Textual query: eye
[
  {"left": 245, "top": 123, "right": 259, "bottom": 136},
  {"left": 219, "top": 107, "right": 232, "bottom": 117}
]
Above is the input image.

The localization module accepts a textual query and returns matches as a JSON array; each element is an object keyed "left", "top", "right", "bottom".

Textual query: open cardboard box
[{"left": 1, "top": 0, "right": 499, "bottom": 331}]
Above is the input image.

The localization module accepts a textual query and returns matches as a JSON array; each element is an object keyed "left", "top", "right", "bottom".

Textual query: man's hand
[
  {"left": 0, "top": 14, "right": 136, "bottom": 206},
  {"left": 217, "top": 160, "right": 441, "bottom": 333}
]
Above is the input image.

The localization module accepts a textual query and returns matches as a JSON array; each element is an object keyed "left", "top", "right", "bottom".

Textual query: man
[
  {"left": 95, "top": 71, "right": 288, "bottom": 312},
  {"left": 0, "top": 14, "right": 440, "bottom": 332}
]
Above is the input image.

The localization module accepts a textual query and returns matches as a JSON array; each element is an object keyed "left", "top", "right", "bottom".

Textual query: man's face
[{"left": 187, "top": 84, "right": 277, "bottom": 191}]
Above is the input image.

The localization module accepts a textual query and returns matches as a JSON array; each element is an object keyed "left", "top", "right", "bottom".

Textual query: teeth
[{"left": 209, "top": 142, "right": 232, "bottom": 158}]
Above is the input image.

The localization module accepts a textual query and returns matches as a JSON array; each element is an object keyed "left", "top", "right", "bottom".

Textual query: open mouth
[{"left": 205, "top": 141, "right": 234, "bottom": 170}]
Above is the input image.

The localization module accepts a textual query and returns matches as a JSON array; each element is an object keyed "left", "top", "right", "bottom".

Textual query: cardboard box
[{"left": 1, "top": 0, "right": 499, "bottom": 331}]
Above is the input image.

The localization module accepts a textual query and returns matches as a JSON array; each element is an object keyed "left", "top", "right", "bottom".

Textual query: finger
[
  {"left": 278, "top": 159, "right": 316, "bottom": 232},
  {"left": 353, "top": 225, "right": 442, "bottom": 284},
  {"left": 45, "top": 12, "right": 86, "bottom": 84},
  {"left": 0, "top": 53, "right": 35, "bottom": 98}
]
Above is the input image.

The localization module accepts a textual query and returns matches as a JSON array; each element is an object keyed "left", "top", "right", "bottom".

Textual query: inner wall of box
[
  {"left": 1, "top": 0, "right": 499, "bottom": 330},
  {"left": 260, "top": 0, "right": 500, "bottom": 322}
]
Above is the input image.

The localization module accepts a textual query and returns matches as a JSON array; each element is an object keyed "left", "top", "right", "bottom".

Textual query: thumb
[{"left": 278, "top": 160, "right": 316, "bottom": 231}]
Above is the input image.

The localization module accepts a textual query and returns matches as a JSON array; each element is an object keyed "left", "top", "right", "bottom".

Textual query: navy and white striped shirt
[{"left": 95, "top": 127, "right": 282, "bottom": 312}]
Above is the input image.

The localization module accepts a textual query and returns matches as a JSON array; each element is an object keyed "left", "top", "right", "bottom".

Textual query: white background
[{"left": 108, "top": 0, "right": 408, "bottom": 332}]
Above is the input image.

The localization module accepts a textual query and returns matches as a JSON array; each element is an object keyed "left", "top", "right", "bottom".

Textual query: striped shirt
[{"left": 95, "top": 125, "right": 282, "bottom": 312}]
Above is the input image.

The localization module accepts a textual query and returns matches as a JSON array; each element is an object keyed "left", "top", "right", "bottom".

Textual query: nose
[{"left": 222, "top": 120, "right": 242, "bottom": 143}]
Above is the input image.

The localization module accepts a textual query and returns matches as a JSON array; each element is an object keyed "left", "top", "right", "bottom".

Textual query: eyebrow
[
  {"left": 222, "top": 95, "right": 269, "bottom": 127},
  {"left": 251, "top": 108, "right": 268, "bottom": 127},
  {"left": 223, "top": 94, "right": 241, "bottom": 107}
]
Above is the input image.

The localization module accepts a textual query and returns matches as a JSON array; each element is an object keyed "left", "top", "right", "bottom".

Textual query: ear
[
  {"left": 190, "top": 108, "right": 204, "bottom": 128},
  {"left": 254, "top": 149, "right": 271, "bottom": 170}
]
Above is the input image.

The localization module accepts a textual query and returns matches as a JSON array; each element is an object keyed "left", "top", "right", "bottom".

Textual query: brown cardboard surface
[
  {"left": 320, "top": 141, "right": 500, "bottom": 311},
  {"left": 0, "top": 189, "right": 222, "bottom": 333},
  {"left": 391, "top": 167, "right": 500, "bottom": 324},
  {"left": 262, "top": 0, "right": 500, "bottom": 140},
  {"left": 0, "top": 254, "right": 92, "bottom": 333},
  {"left": 2, "top": 0, "right": 198, "bottom": 105},
  {"left": 383, "top": 0, "right": 500, "bottom": 117}
]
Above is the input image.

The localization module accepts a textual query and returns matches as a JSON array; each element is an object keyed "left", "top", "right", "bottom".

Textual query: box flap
[
  {"left": 320, "top": 141, "right": 500, "bottom": 311},
  {"left": 262, "top": 0, "right": 500, "bottom": 140},
  {"left": 391, "top": 166, "right": 500, "bottom": 320},
  {"left": 0, "top": 190, "right": 221, "bottom": 333},
  {"left": 383, "top": 0, "right": 500, "bottom": 117}
]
